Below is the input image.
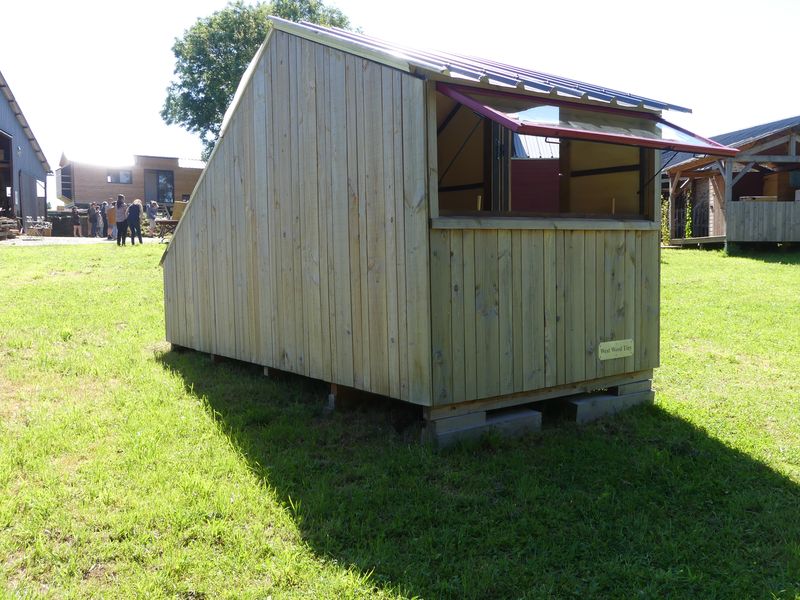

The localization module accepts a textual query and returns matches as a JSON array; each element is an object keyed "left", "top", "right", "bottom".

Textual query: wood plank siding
[
  {"left": 164, "top": 26, "right": 662, "bottom": 412},
  {"left": 163, "top": 31, "right": 433, "bottom": 404},
  {"left": 429, "top": 228, "right": 660, "bottom": 406},
  {"left": 727, "top": 200, "right": 800, "bottom": 242}
]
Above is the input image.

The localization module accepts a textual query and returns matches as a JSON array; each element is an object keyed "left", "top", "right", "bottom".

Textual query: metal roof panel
[
  {"left": 270, "top": 17, "right": 691, "bottom": 114},
  {"left": 0, "top": 69, "right": 51, "bottom": 174},
  {"left": 667, "top": 114, "right": 800, "bottom": 170}
]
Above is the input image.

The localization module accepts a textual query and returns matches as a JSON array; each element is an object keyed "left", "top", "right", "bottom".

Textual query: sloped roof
[
  {"left": 667, "top": 115, "right": 800, "bottom": 171},
  {"left": 0, "top": 69, "right": 51, "bottom": 173},
  {"left": 712, "top": 114, "right": 800, "bottom": 148},
  {"left": 271, "top": 17, "right": 690, "bottom": 114}
]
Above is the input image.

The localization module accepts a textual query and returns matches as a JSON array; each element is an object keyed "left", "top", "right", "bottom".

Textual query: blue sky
[{"left": 5, "top": 0, "right": 800, "bottom": 171}]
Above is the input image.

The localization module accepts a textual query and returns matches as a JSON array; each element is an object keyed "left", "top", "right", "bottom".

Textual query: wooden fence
[{"left": 727, "top": 200, "right": 800, "bottom": 242}]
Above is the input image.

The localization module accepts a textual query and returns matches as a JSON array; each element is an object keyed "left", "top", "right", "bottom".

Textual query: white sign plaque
[{"left": 598, "top": 339, "right": 634, "bottom": 361}]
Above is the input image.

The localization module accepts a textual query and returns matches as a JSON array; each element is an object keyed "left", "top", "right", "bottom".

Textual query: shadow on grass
[
  {"left": 725, "top": 244, "right": 800, "bottom": 264},
  {"left": 159, "top": 350, "right": 800, "bottom": 599}
]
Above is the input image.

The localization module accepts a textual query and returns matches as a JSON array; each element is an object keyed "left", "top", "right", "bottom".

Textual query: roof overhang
[
  {"left": 438, "top": 83, "right": 738, "bottom": 157},
  {"left": 666, "top": 122, "right": 800, "bottom": 174},
  {"left": 269, "top": 17, "right": 693, "bottom": 115},
  {"left": 0, "top": 69, "right": 51, "bottom": 174}
]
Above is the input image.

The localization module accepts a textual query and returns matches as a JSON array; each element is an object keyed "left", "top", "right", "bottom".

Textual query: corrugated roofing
[
  {"left": 668, "top": 114, "right": 800, "bottom": 169},
  {"left": 0, "top": 69, "right": 51, "bottom": 173},
  {"left": 513, "top": 134, "right": 559, "bottom": 159},
  {"left": 270, "top": 17, "right": 691, "bottom": 114},
  {"left": 712, "top": 114, "right": 800, "bottom": 148}
]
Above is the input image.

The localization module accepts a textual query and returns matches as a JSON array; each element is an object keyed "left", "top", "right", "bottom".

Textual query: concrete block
[
  {"left": 613, "top": 380, "right": 652, "bottom": 396},
  {"left": 568, "top": 390, "right": 654, "bottom": 424},
  {"left": 432, "top": 408, "right": 542, "bottom": 447},
  {"left": 432, "top": 411, "right": 487, "bottom": 435}
]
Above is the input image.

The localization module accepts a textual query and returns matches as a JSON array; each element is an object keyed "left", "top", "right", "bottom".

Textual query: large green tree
[{"left": 162, "top": 0, "right": 350, "bottom": 159}]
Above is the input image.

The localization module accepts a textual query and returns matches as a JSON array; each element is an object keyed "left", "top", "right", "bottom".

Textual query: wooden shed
[
  {"left": 161, "top": 18, "right": 735, "bottom": 441},
  {"left": 666, "top": 115, "right": 800, "bottom": 248}
]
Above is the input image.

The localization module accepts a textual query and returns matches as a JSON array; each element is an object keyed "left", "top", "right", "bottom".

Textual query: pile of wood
[{"left": 0, "top": 217, "right": 18, "bottom": 240}]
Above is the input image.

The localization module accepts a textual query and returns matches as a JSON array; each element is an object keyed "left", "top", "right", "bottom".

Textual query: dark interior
[
  {"left": 435, "top": 91, "right": 655, "bottom": 220},
  {"left": 0, "top": 131, "right": 12, "bottom": 217}
]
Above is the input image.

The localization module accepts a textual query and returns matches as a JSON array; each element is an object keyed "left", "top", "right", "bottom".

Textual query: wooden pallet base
[
  {"left": 424, "top": 370, "right": 653, "bottom": 421},
  {"left": 423, "top": 376, "right": 653, "bottom": 445}
]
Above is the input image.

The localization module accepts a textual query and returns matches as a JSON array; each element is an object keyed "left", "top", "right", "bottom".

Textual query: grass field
[{"left": 1, "top": 244, "right": 800, "bottom": 598}]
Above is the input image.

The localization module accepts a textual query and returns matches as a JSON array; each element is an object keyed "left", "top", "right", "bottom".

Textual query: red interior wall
[{"left": 511, "top": 159, "right": 559, "bottom": 212}]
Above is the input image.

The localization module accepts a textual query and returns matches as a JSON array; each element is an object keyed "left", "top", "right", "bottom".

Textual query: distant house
[
  {"left": 0, "top": 69, "right": 51, "bottom": 221},
  {"left": 56, "top": 154, "right": 204, "bottom": 209},
  {"left": 666, "top": 116, "right": 800, "bottom": 245}
]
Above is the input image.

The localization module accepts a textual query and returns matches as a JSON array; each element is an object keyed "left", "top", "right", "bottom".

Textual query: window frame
[
  {"left": 437, "top": 83, "right": 738, "bottom": 157},
  {"left": 106, "top": 169, "right": 133, "bottom": 184},
  {"left": 144, "top": 169, "right": 175, "bottom": 204}
]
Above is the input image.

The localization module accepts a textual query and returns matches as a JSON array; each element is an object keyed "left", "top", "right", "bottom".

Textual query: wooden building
[
  {"left": 161, "top": 19, "right": 735, "bottom": 440},
  {"left": 0, "top": 69, "right": 51, "bottom": 222},
  {"left": 56, "top": 154, "right": 204, "bottom": 210},
  {"left": 666, "top": 116, "right": 800, "bottom": 246}
]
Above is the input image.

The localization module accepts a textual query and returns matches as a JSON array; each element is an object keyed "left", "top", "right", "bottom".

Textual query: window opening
[
  {"left": 0, "top": 131, "right": 11, "bottom": 217},
  {"left": 438, "top": 83, "right": 737, "bottom": 156},
  {"left": 107, "top": 169, "right": 133, "bottom": 184},
  {"left": 436, "top": 90, "right": 656, "bottom": 219},
  {"left": 144, "top": 169, "right": 174, "bottom": 203}
]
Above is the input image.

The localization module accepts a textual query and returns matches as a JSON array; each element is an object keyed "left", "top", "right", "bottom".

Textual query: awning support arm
[{"left": 641, "top": 150, "right": 681, "bottom": 192}]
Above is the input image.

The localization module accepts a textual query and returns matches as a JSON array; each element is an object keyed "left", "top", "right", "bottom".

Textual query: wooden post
[
  {"left": 426, "top": 81, "right": 439, "bottom": 219},
  {"left": 559, "top": 140, "right": 572, "bottom": 213},
  {"left": 668, "top": 170, "right": 681, "bottom": 241},
  {"left": 722, "top": 159, "right": 733, "bottom": 237}
]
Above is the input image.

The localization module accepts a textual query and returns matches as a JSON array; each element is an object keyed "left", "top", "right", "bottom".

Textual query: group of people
[{"left": 71, "top": 195, "right": 159, "bottom": 246}]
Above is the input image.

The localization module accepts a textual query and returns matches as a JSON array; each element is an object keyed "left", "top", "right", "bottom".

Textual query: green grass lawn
[{"left": 1, "top": 244, "right": 799, "bottom": 599}]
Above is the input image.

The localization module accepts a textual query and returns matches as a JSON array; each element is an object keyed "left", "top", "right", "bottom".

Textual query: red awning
[{"left": 437, "top": 83, "right": 738, "bottom": 157}]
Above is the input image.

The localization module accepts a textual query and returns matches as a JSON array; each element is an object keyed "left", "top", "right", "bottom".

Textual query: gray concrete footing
[
  {"left": 428, "top": 407, "right": 542, "bottom": 447},
  {"left": 323, "top": 393, "right": 336, "bottom": 414},
  {"left": 322, "top": 383, "right": 337, "bottom": 415},
  {"left": 568, "top": 389, "right": 654, "bottom": 424}
]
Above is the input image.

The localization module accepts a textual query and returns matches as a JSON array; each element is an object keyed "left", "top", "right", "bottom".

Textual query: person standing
[
  {"left": 146, "top": 201, "right": 158, "bottom": 237},
  {"left": 100, "top": 200, "right": 109, "bottom": 238},
  {"left": 88, "top": 203, "right": 99, "bottom": 237},
  {"left": 106, "top": 199, "right": 116, "bottom": 240},
  {"left": 115, "top": 195, "right": 128, "bottom": 246},
  {"left": 128, "top": 198, "right": 143, "bottom": 246},
  {"left": 71, "top": 206, "right": 82, "bottom": 237}
]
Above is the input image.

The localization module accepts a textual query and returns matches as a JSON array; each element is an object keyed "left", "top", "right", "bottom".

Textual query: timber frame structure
[
  {"left": 666, "top": 116, "right": 800, "bottom": 246},
  {"left": 161, "top": 19, "right": 735, "bottom": 442}
]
